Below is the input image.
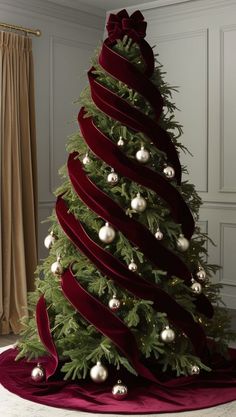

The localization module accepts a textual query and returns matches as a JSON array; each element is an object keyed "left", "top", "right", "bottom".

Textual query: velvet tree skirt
[{"left": 1, "top": 348, "right": 236, "bottom": 414}]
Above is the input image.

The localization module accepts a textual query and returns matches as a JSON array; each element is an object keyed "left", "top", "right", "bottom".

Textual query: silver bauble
[
  {"left": 82, "top": 153, "right": 91, "bottom": 165},
  {"left": 189, "top": 365, "right": 200, "bottom": 375},
  {"left": 135, "top": 146, "right": 150, "bottom": 164},
  {"left": 196, "top": 268, "right": 206, "bottom": 281},
  {"left": 112, "top": 380, "right": 128, "bottom": 400},
  {"left": 177, "top": 234, "right": 190, "bottom": 252},
  {"left": 128, "top": 260, "right": 138, "bottom": 272},
  {"left": 163, "top": 165, "right": 175, "bottom": 179},
  {"left": 155, "top": 228, "right": 163, "bottom": 240},
  {"left": 44, "top": 232, "right": 55, "bottom": 249},
  {"left": 90, "top": 361, "right": 108, "bottom": 383},
  {"left": 191, "top": 281, "right": 202, "bottom": 294},
  {"left": 117, "top": 137, "right": 124, "bottom": 147},
  {"left": 108, "top": 295, "right": 121, "bottom": 311},
  {"left": 160, "top": 326, "right": 175, "bottom": 343},
  {"left": 51, "top": 258, "right": 63, "bottom": 275},
  {"left": 98, "top": 222, "right": 115, "bottom": 244},
  {"left": 107, "top": 170, "right": 119, "bottom": 185},
  {"left": 131, "top": 193, "right": 147, "bottom": 213},
  {"left": 31, "top": 363, "right": 45, "bottom": 382}
]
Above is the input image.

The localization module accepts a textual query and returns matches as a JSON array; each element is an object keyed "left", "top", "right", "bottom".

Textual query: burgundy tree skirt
[{"left": 1, "top": 348, "right": 236, "bottom": 414}]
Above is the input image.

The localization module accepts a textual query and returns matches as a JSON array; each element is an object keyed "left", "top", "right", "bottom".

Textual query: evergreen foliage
[{"left": 17, "top": 35, "right": 235, "bottom": 380}]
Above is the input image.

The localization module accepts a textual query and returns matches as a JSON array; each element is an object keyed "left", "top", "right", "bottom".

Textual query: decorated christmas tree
[{"left": 2, "top": 9, "right": 236, "bottom": 413}]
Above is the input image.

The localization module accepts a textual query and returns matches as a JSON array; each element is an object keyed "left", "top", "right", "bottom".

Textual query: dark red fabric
[
  {"left": 105, "top": 10, "right": 154, "bottom": 77},
  {"left": 88, "top": 71, "right": 182, "bottom": 184},
  {"left": 36, "top": 295, "right": 58, "bottom": 380},
  {"left": 61, "top": 267, "right": 158, "bottom": 383},
  {"left": 99, "top": 40, "right": 163, "bottom": 118},
  {"left": 78, "top": 110, "right": 194, "bottom": 239},
  {"left": 1, "top": 348, "right": 236, "bottom": 413},
  {"left": 56, "top": 196, "right": 208, "bottom": 359}
]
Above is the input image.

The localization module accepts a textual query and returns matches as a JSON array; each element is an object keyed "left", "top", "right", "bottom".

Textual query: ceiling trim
[{"left": 0, "top": 0, "right": 104, "bottom": 30}]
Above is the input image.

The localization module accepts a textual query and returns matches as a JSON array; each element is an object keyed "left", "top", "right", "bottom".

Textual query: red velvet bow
[{"left": 106, "top": 9, "right": 147, "bottom": 43}]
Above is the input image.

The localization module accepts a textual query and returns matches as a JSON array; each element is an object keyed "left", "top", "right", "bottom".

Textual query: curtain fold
[{"left": 0, "top": 31, "right": 38, "bottom": 334}]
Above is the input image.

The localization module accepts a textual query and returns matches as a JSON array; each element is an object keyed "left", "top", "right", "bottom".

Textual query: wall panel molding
[
  {"left": 219, "top": 222, "right": 236, "bottom": 286},
  {"left": 154, "top": 29, "right": 209, "bottom": 192},
  {"left": 219, "top": 25, "right": 236, "bottom": 193}
]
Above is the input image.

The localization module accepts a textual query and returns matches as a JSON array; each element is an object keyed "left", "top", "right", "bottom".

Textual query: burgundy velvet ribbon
[
  {"left": 67, "top": 152, "right": 192, "bottom": 283},
  {"left": 61, "top": 267, "right": 158, "bottom": 383},
  {"left": 78, "top": 111, "right": 194, "bottom": 239},
  {"left": 67, "top": 153, "right": 213, "bottom": 319},
  {"left": 99, "top": 40, "right": 163, "bottom": 119},
  {"left": 88, "top": 70, "right": 182, "bottom": 184},
  {"left": 106, "top": 9, "right": 147, "bottom": 43},
  {"left": 36, "top": 295, "right": 59, "bottom": 380},
  {"left": 105, "top": 9, "right": 154, "bottom": 77},
  {"left": 56, "top": 195, "right": 209, "bottom": 358}
]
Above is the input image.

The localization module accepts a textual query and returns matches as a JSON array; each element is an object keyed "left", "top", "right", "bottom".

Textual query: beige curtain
[{"left": 0, "top": 31, "right": 38, "bottom": 334}]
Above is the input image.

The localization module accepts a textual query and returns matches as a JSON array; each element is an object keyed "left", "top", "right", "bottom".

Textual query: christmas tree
[{"left": 17, "top": 9, "right": 234, "bottom": 386}]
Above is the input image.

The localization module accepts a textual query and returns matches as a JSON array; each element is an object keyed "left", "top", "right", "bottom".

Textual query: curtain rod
[{"left": 0, "top": 22, "right": 41, "bottom": 36}]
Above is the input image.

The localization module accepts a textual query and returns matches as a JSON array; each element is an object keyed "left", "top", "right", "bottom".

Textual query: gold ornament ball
[
  {"left": 177, "top": 234, "right": 189, "bottom": 252},
  {"left": 196, "top": 268, "right": 206, "bottom": 281},
  {"left": 163, "top": 165, "right": 175, "bottom": 179},
  {"left": 131, "top": 193, "right": 147, "bottom": 213},
  {"left": 135, "top": 146, "right": 150, "bottom": 164},
  {"left": 160, "top": 326, "right": 175, "bottom": 343},
  {"left": 107, "top": 171, "right": 119, "bottom": 185},
  {"left": 51, "top": 259, "right": 63, "bottom": 275},
  {"left": 109, "top": 295, "right": 121, "bottom": 311},
  {"left": 31, "top": 363, "right": 45, "bottom": 382},
  {"left": 112, "top": 380, "right": 128, "bottom": 400},
  {"left": 191, "top": 281, "right": 202, "bottom": 294},
  {"left": 155, "top": 228, "right": 163, "bottom": 240},
  {"left": 44, "top": 233, "right": 55, "bottom": 249},
  {"left": 98, "top": 222, "right": 116, "bottom": 244},
  {"left": 128, "top": 261, "right": 138, "bottom": 272},
  {"left": 189, "top": 365, "right": 200, "bottom": 375},
  {"left": 90, "top": 361, "right": 108, "bottom": 383}
]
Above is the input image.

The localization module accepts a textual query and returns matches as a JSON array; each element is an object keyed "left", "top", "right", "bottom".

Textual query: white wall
[
  {"left": 108, "top": 0, "right": 236, "bottom": 309},
  {"left": 0, "top": 0, "right": 104, "bottom": 261}
]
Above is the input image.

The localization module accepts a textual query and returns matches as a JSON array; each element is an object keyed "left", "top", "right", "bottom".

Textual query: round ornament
[
  {"left": 128, "top": 259, "right": 138, "bottom": 272},
  {"left": 109, "top": 295, "right": 120, "bottom": 311},
  {"left": 117, "top": 137, "right": 124, "bottom": 147},
  {"left": 90, "top": 361, "right": 108, "bottom": 383},
  {"left": 44, "top": 232, "right": 55, "bottom": 249},
  {"left": 177, "top": 234, "right": 189, "bottom": 252},
  {"left": 98, "top": 222, "right": 116, "bottom": 244},
  {"left": 31, "top": 363, "right": 45, "bottom": 383},
  {"left": 189, "top": 365, "right": 200, "bottom": 375},
  {"left": 155, "top": 228, "right": 163, "bottom": 240},
  {"left": 82, "top": 153, "right": 91, "bottom": 165},
  {"left": 107, "top": 169, "right": 119, "bottom": 186},
  {"left": 191, "top": 281, "right": 202, "bottom": 294},
  {"left": 112, "top": 380, "right": 128, "bottom": 400},
  {"left": 196, "top": 267, "right": 206, "bottom": 281},
  {"left": 160, "top": 326, "right": 175, "bottom": 343},
  {"left": 51, "top": 257, "right": 63, "bottom": 275},
  {"left": 135, "top": 146, "right": 150, "bottom": 164},
  {"left": 163, "top": 165, "right": 175, "bottom": 179},
  {"left": 131, "top": 193, "right": 147, "bottom": 213}
]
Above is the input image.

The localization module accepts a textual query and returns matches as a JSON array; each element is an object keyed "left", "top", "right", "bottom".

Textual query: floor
[{"left": 0, "top": 336, "right": 236, "bottom": 417}]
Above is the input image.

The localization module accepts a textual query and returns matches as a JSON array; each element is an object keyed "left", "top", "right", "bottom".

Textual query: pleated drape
[{"left": 0, "top": 31, "right": 38, "bottom": 334}]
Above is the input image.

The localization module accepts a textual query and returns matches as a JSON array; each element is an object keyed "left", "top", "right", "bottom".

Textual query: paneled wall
[
  {"left": 0, "top": 1, "right": 104, "bottom": 262},
  {"left": 110, "top": 0, "right": 236, "bottom": 308}
]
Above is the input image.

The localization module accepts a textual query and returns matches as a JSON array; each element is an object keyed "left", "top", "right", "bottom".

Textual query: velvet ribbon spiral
[{"left": 34, "top": 9, "right": 214, "bottom": 381}]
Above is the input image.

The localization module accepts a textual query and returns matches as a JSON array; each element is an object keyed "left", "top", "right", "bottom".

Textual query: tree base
[{"left": 1, "top": 348, "right": 236, "bottom": 414}]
